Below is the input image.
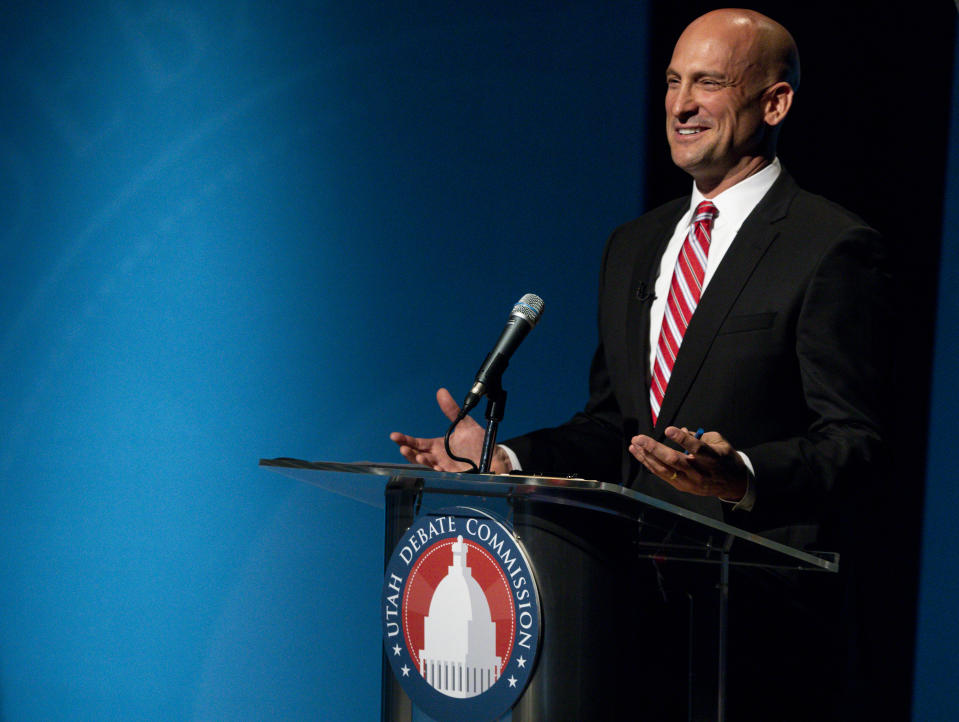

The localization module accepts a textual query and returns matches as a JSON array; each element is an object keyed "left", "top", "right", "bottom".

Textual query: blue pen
[{"left": 685, "top": 428, "right": 705, "bottom": 455}]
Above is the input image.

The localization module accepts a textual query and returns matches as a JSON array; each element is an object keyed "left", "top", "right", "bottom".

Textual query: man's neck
[{"left": 695, "top": 155, "right": 773, "bottom": 198}]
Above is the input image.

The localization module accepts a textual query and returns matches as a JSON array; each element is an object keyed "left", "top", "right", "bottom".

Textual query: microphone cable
[{"left": 444, "top": 415, "right": 479, "bottom": 473}]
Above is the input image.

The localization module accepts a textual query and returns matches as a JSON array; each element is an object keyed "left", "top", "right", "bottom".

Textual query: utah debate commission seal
[{"left": 382, "top": 507, "right": 541, "bottom": 721}]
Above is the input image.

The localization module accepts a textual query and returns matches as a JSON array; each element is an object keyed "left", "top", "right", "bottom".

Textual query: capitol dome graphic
[{"left": 418, "top": 535, "right": 502, "bottom": 697}]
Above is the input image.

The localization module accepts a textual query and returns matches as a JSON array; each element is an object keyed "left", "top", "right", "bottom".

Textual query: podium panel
[{"left": 261, "top": 460, "right": 838, "bottom": 721}]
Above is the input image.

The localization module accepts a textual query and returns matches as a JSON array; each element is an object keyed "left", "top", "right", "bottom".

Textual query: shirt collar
[{"left": 689, "top": 157, "right": 782, "bottom": 233}]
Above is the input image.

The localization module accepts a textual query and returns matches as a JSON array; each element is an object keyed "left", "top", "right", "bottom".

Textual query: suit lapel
[
  {"left": 653, "top": 172, "right": 798, "bottom": 434},
  {"left": 626, "top": 201, "right": 687, "bottom": 435}
]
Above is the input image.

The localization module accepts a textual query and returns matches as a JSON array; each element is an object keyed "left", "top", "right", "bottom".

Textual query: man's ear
[{"left": 763, "top": 82, "right": 794, "bottom": 126}]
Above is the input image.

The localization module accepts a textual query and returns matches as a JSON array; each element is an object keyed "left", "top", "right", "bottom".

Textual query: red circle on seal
[{"left": 402, "top": 537, "right": 516, "bottom": 672}]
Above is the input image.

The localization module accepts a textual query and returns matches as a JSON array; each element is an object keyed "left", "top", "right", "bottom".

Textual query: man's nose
[{"left": 667, "top": 84, "right": 697, "bottom": 119}]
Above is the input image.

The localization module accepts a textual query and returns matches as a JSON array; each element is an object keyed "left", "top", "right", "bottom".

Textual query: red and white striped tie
[{"left": 650, "top": 200, "right": 718, "bottom": 425}]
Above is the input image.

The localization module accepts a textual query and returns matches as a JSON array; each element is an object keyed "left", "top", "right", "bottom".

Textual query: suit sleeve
[{"left": 740, "top": 225, "right": 893, "bottom": 524}]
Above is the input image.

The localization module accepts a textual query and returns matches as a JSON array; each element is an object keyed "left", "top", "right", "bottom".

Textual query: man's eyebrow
[{"left": 665, "top": 68, "right": 728, "bottom": 81}]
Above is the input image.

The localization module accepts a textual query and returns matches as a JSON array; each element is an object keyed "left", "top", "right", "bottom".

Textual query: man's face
[{"left": 664, "top": 22, "right": 770, "bottom": 191}]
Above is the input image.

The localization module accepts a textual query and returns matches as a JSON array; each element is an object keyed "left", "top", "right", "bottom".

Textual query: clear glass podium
[{"left": 260, "top": 458, "right": 838, "bottom": 721}]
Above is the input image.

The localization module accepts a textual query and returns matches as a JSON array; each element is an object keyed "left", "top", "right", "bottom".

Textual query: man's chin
[{"left": 668, "top": 149, "right": 708, "bottom": 177}]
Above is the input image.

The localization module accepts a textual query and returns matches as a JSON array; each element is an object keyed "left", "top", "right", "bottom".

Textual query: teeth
[{"left": 678, "top": 129, "right": 701, "bottom": 135}]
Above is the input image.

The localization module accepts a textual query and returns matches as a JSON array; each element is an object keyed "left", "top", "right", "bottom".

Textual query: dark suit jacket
[{"left": 506, "top": 170, "right": 891, "bottom": 543}]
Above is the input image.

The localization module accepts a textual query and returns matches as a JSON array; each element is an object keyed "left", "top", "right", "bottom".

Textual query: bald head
[
  {"left": 664, "top": 9, "right": 800, "bottom": 195},
  {"left": 682, "top": 9, "right": 800, "bottom": 93}
]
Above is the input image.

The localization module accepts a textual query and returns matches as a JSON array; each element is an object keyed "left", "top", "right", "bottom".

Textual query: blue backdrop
[
  {"left": 912, "top": 12, "right": 959, "bottom": 720},
  {"left": 0, "top": 2, "right": 648, "bottom": 719}
]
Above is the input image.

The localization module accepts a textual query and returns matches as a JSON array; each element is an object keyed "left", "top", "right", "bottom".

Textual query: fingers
[
  {"left": 389, "top": 431, "right": 435, "bottom": 465},
  {"left": 393, "top": 440, "right": 443, "bottom": 469},
  {"left": 629, "top": 429, "right": 746, "bottom": 499},
  {"left": 388, "top": 387, "right": 480, "bottom": 472},
  {"left": 629, "top": 435, "right": 696, "bottom": 479},
  {"left": 391, "top": 440, "right": 424, "bottom": 465},
  {"left": 630, "top": 435, "right": 716, "bottom": 495},
  {"left": 634, "top": 443, "right": 681, "bottom": 480},
  {"left": 664, "top": 426, "right": 714, "bottom": 456},
  {"left": 700, "top": 430, "right": 724, "bottom": 445},
  {"left": 436, "top": 387, "right": 465, "bottom": 423},
  {"left": 389, "top": 431, "right": 427, "bottom": 452}
]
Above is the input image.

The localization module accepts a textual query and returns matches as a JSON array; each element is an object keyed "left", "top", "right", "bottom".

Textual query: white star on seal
[
  {"left": 392, "top": 644, "right": 401, "bottom": 656},
  {"left": 508, "top": 675, "right": 518, "bottom": 688},
  {"left": 516, "top": 655, "right": 526, "bottom": 668},
  {"left": 401, "top": 664, "right": 411, "bottom": 677}
]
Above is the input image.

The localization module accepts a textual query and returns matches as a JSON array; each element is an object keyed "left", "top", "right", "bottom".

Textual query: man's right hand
[{"left": 389, "top": 388, "right": 511, "bottom": 473}]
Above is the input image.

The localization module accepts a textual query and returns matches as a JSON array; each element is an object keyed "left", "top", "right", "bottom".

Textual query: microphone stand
[{"left": 478, "top": 376, "right": 506, "bottom": 474}]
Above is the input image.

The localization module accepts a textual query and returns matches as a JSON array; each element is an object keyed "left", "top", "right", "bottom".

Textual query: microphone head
[{"left": 511, "top": 293, "right": 544, "bottom": 327}]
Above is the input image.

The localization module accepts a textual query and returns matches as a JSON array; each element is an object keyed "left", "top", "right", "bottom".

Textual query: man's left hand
[{"left": 629, "top": 427, "right": 748, "bottom": 502}]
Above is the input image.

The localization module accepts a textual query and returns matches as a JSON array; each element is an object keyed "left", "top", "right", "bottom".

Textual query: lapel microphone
[{"left": 635, "top": 282, "right": 656, "bottom": 303}]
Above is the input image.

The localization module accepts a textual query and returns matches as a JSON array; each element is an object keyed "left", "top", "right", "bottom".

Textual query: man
[{"left": 392, "top": 9, "right": 888, "bottom": 719}]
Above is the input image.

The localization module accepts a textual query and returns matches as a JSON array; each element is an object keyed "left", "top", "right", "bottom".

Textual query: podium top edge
[
  {"left": 258, "top": 458, "right": 839, "bottom": 573},
  {"left": 259, "top": 457, "right": 600, "bottom": 483}
]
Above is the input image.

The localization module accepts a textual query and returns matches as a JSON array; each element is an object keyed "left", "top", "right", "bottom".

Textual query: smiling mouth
[{"left": 677, "top": 128, "right": 705, "bottom": 135}]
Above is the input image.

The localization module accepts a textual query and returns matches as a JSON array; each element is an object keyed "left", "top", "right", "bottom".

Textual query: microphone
[
  {"left": 461, "top": 293, "right": 545, "bottom": 415},
  {"left": 635, "top": 282, "right": 656, "bottom": 303}
]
